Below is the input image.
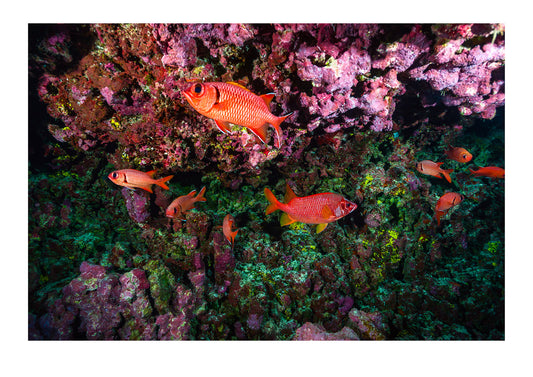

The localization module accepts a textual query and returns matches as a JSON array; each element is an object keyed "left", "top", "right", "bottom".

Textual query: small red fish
[
  {"left": 469, "top": 166, "right": 505, "bottom": 179},
  {"left": 223, "top": 214, "right": 239, "bottom": 250},
  {"left": 416, "top": 160, "right": 454, "bottom": 183},
  {"left": 108, "top": 169, "right": 173, "bottom": 193},
  {"left": 264, "top": 184, "right": 357, "bottom": 233},
  {"left": 165, "top": 186, "right": 207, "bottom": 219},
  {"left": 445, "top": 145, "right": 473, "bottom": 163},
  {"left": 434, "top": 192, "right": 464, "bottom": 226},
  {"left": 182, "top": 81, "right": 292, "bottom": 148}
]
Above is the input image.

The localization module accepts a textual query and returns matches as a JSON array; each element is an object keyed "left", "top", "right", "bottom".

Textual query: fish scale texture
[
  {"left": 211, "top": 83, "right": 276, "bottom": 128},
  {"left": 120, "top": 169, "right": 157, "bottom": 185},
  {"left": 282, "top": 194, "right": 344, "bottom": 224}
]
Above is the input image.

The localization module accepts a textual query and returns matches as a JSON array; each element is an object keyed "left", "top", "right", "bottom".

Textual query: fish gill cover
[{"left": 28, "top": 23, "right": 504, "bottom": 340}]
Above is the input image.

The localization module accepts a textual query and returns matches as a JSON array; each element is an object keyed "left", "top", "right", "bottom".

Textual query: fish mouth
[
  {"left": 347, "top": 201, "right": 358, "bottom": 214},
  {"left": 181, "top": 89, "right": 193, "bottom": 103}
]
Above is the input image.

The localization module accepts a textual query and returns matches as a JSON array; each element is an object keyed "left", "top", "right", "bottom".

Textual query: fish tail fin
[
  {"left": 264, "top": 188, "right": 281, "bottom": 215},
  {"left": 435, "top": 210, "right": 444, "bottom": 226},
  {"left": 155, "top": 175, "right": 174, "bottom": 190},
  {"left": 195, "top": 186, "right": 207, "bottom": 202},
  {"left": 226, "top": 228, "right": 239, "bottom": 250},
  {"left": 270, "top": 112, "right": 293, "bottom": 148},
  {"left": 442, "top": 169, "right": 453, "bottom": 183}
]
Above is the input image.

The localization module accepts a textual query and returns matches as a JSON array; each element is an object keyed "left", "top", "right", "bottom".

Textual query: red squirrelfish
[
  {"left": 469, "top": 166, "right": 505, "bottom": 179},
  {"left": 264, "top": 184, "right": 357, "bottom": 233},
  {"left": 223, "top": 214, "right": 239, "bottom": 250},
  {"left": 108, "top": 169, "right": 173, "bottom": 193},
  {"left": 416, "top": 160, "right": 454, "bottom": 183},
  {"left": 165, "top": 186, "right": 207, "bottom": 219},
  {"left": 182, "top": 81, "right": 292, "bottom": 148},
  {"left": 445, "top": 145, "right": 473, "bottom": 163},
  {"left": 434, "top": 192, "right": 464, "bottom": 226}
]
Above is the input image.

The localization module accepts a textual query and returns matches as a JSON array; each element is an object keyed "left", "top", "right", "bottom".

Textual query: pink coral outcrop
[{"left": 293, "top": 322, "right": 359, "bottom": 340}]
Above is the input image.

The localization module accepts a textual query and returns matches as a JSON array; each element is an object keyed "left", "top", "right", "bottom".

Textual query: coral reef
[{"left": 29, "top": 23, "right": 504, "bottom": 340}]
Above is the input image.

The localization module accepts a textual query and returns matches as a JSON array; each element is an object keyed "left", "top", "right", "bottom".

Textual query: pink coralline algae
[
  {"left": 347, "top": 308, "right": 387, "bottom": 340},
  {"left": 120, "top": 187, "right": 151, "bottom": 223},
  {"left": 213, "top": 231, "right": 236, "bottom": 284},
  {"left": 408, "top": 24, "right": 504, "bottom": 119},
  {"left": 34, "top": 261, "right": 204, "bottom": 340},
  {"left": 293, "top": 322, "right": 359, "bottom": 340},
  {"left": 33, "top": 23, "right": 504, "bottom": 184}
]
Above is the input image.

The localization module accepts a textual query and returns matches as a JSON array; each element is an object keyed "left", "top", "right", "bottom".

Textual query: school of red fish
[
  {"left": 107, "top": 81, "right": 504, "bottom": 248},
  {"left": 415, "top": 145, "right": 504, "bottom": 226}
]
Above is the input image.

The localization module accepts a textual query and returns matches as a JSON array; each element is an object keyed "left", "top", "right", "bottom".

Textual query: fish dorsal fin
[
  {"left": 260, "top": 93, "right": 275, "bottom": 107},
  {"left": 316, "top": 223, "right": 328, "bottom": 233},
  {"left": 285, "top": 184, "right": 297, "bottom": 203},
  {"left": 195, "top": 186, "right": 207, "bottom": 202},
  {"left": 280, "top": 213, "right": 296, "bottom": 227},
  {"left": 321, "top": 205, "right": 334, "bottom": 219},
  {"left": 146, "top": 170, "right": 156, "bottom": 178},
  {"left": 436, "top": 162, "right": 444, "bottom": 167},
  {"left": 227, "top": 81, "right": 251, "bottom": 92}
]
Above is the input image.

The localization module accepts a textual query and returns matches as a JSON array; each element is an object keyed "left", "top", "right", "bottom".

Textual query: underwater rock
[
  {"left": 121, "top": 187, "right": 151, "bottom": 223},
  {"left": 293, "top": 322, "right": 359, "bottom": 340}
]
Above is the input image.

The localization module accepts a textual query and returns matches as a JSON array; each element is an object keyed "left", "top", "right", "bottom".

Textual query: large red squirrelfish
[
  {"left": 469, "top": 166, "right": 504, "bottom": 179},
  {"left": 416, "top": 160, "right": 454, "bottom": 183},
  {"left": 108, "top": 169, "right": 173, "bottom": 193},
  {"left": 434, "top": 192, "right": 464, "bottom": 226},
  {"left": 264, "top": 184, "right": 357, "bottom": 233},
  {"left": 223, "top": 214, "right": 239, "bottom": 250},
  {"left": 165, "top": 186, "right": 207, "bottom": 219},
  {"left": 182, "top": 81, "right": 291, "bottom": 148}
]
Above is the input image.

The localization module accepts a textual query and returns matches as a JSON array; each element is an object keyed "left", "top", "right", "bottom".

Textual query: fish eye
[
  {"left": 112, "top": 172, "right": 118, "bottom": 179},
  {"left": 194, "top": 84, "right": 203, "bottom": 94},
  {"left": 173, "top": 207, "right": 177, "bottom": 214},
  {"left": 462, "top": 154, "right": 467, "bottom": 159}
]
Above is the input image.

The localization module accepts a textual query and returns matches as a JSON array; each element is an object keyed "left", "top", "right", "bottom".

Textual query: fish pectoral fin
[
  {"left": 321, "top": 205, "right": 335, "bottom": 220},
  {"left": 280, "top": 213, "right": 296, "bottom": 227},
  {"left": 214, "top": 119, "right": 232, "bottom": 134},
  {"left": 316, "top": 223, "right": 328, "bottom": 233}
]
